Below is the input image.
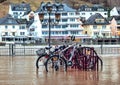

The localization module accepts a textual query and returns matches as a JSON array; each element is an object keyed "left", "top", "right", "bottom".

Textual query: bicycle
[
  {"left": 36, "top": 45, "right": 66, "bottom": 69},
  {"left": 44, "top": 43, "right": 81, "bottom": 72},
  {"left": 44, "top": 43, "right": 103, "bottom": 72}
]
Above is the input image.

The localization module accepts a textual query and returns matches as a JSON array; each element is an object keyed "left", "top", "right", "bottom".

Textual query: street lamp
[{"left": 38, "top": 2, "right": 61, "bottom": 54}]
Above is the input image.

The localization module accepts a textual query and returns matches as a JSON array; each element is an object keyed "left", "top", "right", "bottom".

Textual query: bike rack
[
  {"left": 64, "top": 46, "right": 103, "bottom": 71},
  {"left": 80, "top": 47, "right": 103, "bottom": 70},
  {"left": 77, "top": 47, "right": 103, "bottom": 71}
]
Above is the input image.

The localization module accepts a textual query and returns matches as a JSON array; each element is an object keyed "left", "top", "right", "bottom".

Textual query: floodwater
[{"left": 0, "top": 56, "right": 120, "bottom": 85}]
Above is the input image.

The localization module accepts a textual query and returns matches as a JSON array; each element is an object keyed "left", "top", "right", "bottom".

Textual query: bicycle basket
[{"left": 36, "top": 48, "right": 45, "bottom": 56}]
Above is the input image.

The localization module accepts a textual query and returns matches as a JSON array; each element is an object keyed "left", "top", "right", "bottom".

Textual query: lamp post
[{"left": 38, "top": 2, "right": 61, "bottom": 54}]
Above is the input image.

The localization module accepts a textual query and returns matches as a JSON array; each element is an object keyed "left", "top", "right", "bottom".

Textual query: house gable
[
  {"left": 0, "top": 14, "right": 19, "bottom": 25},
  {"left": 35, "top": 2, "right": 76, "bottom": 13},
  {"left": 84, "top": 13, "right": 109, "bottom": 25}
]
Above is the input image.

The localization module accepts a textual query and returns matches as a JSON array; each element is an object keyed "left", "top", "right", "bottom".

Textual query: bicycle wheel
[
  {"left": 45, "top": 55, "right": 67, "bottom": 72},
  {"left": 36, "top": 54, "right": 48, "bottom": 69}
]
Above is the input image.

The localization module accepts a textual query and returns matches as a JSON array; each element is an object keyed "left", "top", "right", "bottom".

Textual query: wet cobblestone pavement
[{"left": 0, "top": 56, "right": 120, "bottom": 85}]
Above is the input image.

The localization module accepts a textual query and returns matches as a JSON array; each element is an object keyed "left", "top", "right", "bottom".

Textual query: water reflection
[
  {"left": 100, "top": 57, "right": 120, "bottom": 84},
  {"left": 0, "top": 56, "right": 120, "bottom": 85},
  {"left": 36, "top": 68, "right": 99, "bottom": 85}
]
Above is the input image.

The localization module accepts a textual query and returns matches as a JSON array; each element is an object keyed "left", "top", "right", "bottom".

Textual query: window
[
  {"left": 42, "top": 25, "right": 47, "bottom": 29},
  {"left": 20, "top": 32, "right": 25, "bottom": 35},
  {"left": 85, "top": 31, "right": 87, "bottom": 34},
  {"left": 13, "top": 12, "right": 18, "bottom": 15},
  {"left": 51, "top": 31, "right": 54, "bottom": 35},
  {"left": 70, "top": 31, "right": 78, "bottom": 34},
  {"left": 82, "top": 13, "right": 85, "bottom": 15},
  {"left": 70, "top": 24, "right": 79, "bottom": 28},
  {"left": 50, "top": 25, "right": 54, "bottom": 29},
  {"left": 62, "top": 13, "right": 67, "bottom": 16},
  {"left": 62, "top": 25, "right": 67, "bottom": 28},
  {"left": 69, "top": 12, "right": 74, "bottom": 15},
  {"left": 55, "top": 25, "right": 61, "bottom": 29},
  {"left": 85, "top": 8, "right": 91, "bottom": 11},
  {"left": 62, "top": 19, "right": 67, "bottom": 22},
  {"left": 62, "top": 31, "right": 68, "bottom": 34},
  {"left": 12, "top": 32, "right": 15, "bottom": 36},
  {"left": 30, "top": 28, "right": 35, "bottom": 31},
  {"left": 104, "top": 13, "right": 107, "bottom": 15},
  {"left": 8, "top": 19, "right": 12, "bottom": 23},
  {"left": 12, "top": 25, "right": 15, "bottom": 29},
  {"left": 20, "top": 26, "right": 25, "bottom": 29},
  {"left": 70, "top": 18, "right": 75, "bottom": 22},
  {"left": 5, "top": 25, "right": 8, "bottom": 29},
  {"left": 95, "top": 19, "right": 105, "bottom": 23},
  {"left": 94, "top": 32, "right": 99, "bottom": 36},
  {"left": 102, "top": 25, "right": 106, "bottom": 29},
  {"left": 93, "top": 25, "right": 97, "bottom": 29},
  {"left": 90, "top": 13, "right": 92, "bottom": 15},
  {"left": 42, "top": 31, "right": 47, "bottom": 35},
  {"left": 58, "top": 6, "right": 63, "bottom": 11},
  {"left": 102, "top": 33, "right": 106, "bottom": 37},
  {"left": 97, "top": 8, "right": 104, "bottom": 11},
  {"left": 5, "top": 32, "right": 8, "bottom": 36}
]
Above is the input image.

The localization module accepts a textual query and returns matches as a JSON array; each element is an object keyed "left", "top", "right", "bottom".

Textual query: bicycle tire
[
  {"left": 45, "top": 55, "right": 67, "bottom": 72},
  {"left": 36, "top": 54, "right": 48, "bottom": 68}
]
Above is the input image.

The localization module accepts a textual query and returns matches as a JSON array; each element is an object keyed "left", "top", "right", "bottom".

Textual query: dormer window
[
  {"left": 58, "top": 4, "right": 63, "bottom": 11},
  {"left": 8, "top": 19, "right": 12, "bottom": 23},
  {"left": 97, "top": 8, "right": 104, "bottom": 11},
  {"left": 95, "top": 19, "right": 105, "bottom": 23},
  {"left": 5, "top": 25, "right": 8, "bottom": 29},
  {"left": 85, "top": 8, "right": 91, "bottom": 11},
  {"left": 24, "top": 8, "right": 27, "bottom": 10}
]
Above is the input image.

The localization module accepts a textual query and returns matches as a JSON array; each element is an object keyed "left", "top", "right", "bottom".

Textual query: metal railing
[{"left": 0, "top": 43, "right": 120, "bottom": 56}]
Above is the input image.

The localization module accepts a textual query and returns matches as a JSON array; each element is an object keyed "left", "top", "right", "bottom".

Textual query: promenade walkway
[{"left": 0, "top": 56, "right": 120, "bottom": 85}]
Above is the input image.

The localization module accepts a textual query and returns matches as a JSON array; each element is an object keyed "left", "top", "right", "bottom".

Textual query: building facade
[
  {"left": 8, "top": 1, "right": 31, "bottom": 19},
  {"left": 83, "top": 13, "right": 111, "bottom": 39},
  {"left": 78, "top": 4, "right": 108, "bottom": 21},
  {"left": 0, "top": 14, "right": 28, "bottom": 43},
  {"left": 35, "top": 2, "right": 87, "bottom": 42},
  {"left": 110, "top": 7, "right": 120, "bottom": 16}
]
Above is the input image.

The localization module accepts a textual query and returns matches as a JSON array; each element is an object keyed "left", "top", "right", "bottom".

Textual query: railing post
[
  {"left": 101, "top": 42, "right": 103, "bottom": 54},
  {"left": 9, "top": 43, "right": 15, "bottom": 56}
]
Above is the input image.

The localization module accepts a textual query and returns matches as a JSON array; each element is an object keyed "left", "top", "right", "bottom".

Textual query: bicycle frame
[{"left": 59, "top": 43, "right": 78, "bottom": 66}]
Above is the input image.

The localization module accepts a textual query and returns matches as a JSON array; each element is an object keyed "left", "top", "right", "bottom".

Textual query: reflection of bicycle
[{"left": 44, "top": 43, "right": 81, "bottom": 72}]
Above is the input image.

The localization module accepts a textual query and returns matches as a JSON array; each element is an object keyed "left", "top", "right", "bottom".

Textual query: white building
[
  {"left": 35, "top": 2, "right": 86, "bottom": 41},
  {"left": 0, "top": 14, "right": 29, "bottom": 43},
  {"left": 78, "top": 4, "right": 108, "bottom": 21},
  {"left": 110, "top": 7, "right": 120, "bottom": 16},
  {"left": 8, "top": 1, "right": 31, "bottom": 19}
]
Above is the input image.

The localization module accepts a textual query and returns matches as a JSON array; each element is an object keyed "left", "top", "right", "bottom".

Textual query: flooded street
[{"left": 0, "top": 56, "right": 120, "bottom": 85}]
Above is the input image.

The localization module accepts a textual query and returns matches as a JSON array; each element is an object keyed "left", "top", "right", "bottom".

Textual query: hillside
[
  {"left": 0, "top": 0, "right": 53, "bottom": 18},
  {"left": 0, "top": 0, "right": 120, "bottom": 18},
  {"left": 0, "top": 0, "right": 94, "bottom": 18}
]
